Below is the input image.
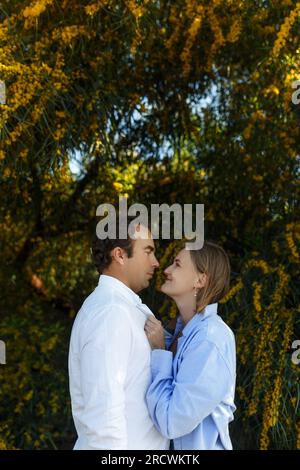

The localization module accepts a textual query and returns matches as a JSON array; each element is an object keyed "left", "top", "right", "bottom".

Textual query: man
[{"left": 68, "top": 219, "right": 169, "bottom": 450}]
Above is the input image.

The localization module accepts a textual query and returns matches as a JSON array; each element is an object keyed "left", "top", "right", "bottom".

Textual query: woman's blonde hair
[{"left": 188, "top": 240, "right": 231, "bottom": 314}]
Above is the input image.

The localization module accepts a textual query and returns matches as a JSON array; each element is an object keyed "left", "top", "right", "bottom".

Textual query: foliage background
[{"left": 0, "top": 0, "right": 299, "bottom": 449}]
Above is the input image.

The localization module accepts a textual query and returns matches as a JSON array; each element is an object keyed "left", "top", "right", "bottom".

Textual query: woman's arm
[{"left": 146, "top": 338, "right": 232, "bottom": 440}]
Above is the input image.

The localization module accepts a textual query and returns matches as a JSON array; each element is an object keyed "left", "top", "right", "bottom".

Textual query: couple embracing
[{"left": 68, "top": 218, "right": 236, "bottom": 450}]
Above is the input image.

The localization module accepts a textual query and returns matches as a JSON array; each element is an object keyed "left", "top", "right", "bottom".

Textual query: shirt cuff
[{"left": 151, "top": 349, "right": 173, "bottom": 376}]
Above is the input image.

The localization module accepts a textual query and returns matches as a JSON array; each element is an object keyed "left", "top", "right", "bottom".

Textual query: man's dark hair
[{"left": 91, "top": 215, "right": 139, "bottom": 274}]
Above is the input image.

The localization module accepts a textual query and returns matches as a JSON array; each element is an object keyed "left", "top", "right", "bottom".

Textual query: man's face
[{"left": 125, "top": 225, "right": 159, "bottom": 293}]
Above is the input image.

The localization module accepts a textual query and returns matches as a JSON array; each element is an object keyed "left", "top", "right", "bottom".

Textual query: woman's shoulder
[
  {"left": 207, "top": 314, "right": 235, "bottom": 344},
  {"left": 187, "top": 315, "right": 236, "bottom": 376},
  {"left": 190, "top": 313, "right": 235, "bottom": 352}
]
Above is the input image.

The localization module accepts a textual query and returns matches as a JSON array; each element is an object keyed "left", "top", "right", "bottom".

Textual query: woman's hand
[{"left": 144, "top": 316, "right": 165, "bottom": 350}]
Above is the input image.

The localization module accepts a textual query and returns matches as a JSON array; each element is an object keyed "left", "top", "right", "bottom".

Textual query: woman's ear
[{"left": 195, "top": 273, "right": 207, "bottom": 289}]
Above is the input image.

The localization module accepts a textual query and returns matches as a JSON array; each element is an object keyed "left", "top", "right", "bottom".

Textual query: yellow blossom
[
  {"left": 272, "top": 2, "right": 300, "bottom": 57},
  {"left": 24, "top": 390, "right": 33, "bottom": 401}
]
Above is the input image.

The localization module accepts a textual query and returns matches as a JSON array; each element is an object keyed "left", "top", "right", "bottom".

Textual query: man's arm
[{"left": 79, "top": 306, "right": 132, "bottom": 449}]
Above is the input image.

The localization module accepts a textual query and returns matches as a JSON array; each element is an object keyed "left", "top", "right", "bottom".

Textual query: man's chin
[{"left": 139, "top": 279, "right": 150, "bottom": 291}]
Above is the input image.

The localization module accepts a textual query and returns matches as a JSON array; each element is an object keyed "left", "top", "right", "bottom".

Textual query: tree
[{"left": 0, "top": 0, "right": 299, "bottom": 449}]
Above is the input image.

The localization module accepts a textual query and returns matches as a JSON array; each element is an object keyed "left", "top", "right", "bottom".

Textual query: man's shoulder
[
  {"left": 70, "top": 287, "right": 135, "bottom": 352},
  {"left": 74, "top": 285, "right": 133, "bottom": 330}
]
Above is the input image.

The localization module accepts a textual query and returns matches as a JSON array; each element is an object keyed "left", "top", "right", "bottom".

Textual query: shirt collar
[
  {"left": 98, "top": 274, "right": 142, "bottom": 307},
  {"left": 182, "top": 303, "right": 218, "bottom": 337}
]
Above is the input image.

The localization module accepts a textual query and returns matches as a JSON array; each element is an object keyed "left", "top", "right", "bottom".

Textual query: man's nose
[{"left": 153, "top": 256, "right": 159, "bottom": 268}]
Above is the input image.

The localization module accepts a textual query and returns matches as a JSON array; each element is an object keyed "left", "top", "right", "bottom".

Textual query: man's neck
[{"left": 102, "top": 271, "right": 132, "bottom": 291}]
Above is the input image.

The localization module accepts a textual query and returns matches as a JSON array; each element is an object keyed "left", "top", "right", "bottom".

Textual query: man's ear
[
  {"left": 195, "top": 273, "right": 207, "bottom": 289},
  {"left": 111, "top": 247, "right": 126, "bottom": 265}
]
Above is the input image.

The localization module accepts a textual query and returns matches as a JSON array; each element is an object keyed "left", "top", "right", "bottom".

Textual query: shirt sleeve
[
  {"left": 78, "top": 306, "right": 132, "bottom": 449},
  {"left": 146, "top": 338, "right": 232, "bottom": 440}
]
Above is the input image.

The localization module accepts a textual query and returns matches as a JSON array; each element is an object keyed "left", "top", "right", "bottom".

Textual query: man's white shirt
[{"left": 68, "top": 274, "right": 169, "bottom": 450}]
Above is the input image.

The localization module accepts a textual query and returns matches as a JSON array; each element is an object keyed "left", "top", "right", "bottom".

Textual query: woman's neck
[{"left": 174, "top": 295, "right": 197, "bottom": 325}]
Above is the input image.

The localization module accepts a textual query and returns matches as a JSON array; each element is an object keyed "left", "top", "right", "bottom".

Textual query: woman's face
[{"left": 161, "top": 248, "right": 201, "bottom": 299}]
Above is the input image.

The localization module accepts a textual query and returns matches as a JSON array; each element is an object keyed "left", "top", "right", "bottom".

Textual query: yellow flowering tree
[{"left": 0, "top": 0, "right": 300, "bottom": 449}]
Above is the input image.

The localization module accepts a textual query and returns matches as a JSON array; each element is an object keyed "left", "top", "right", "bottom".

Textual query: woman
[{"left": 144, "top": 241, "right": 236, "bottom": 450}]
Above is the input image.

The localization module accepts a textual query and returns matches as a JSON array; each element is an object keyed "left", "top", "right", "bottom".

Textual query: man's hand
[{"left": 144, "top": 316, "right": 165, "bottom": 350}]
